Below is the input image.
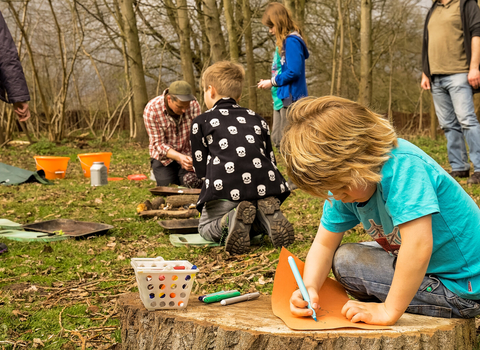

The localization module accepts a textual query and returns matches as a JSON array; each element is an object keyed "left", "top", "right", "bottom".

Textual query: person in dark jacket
[
  {"left": 0, "top": 11, "right": 30, "bottom": 122},
  {"left": 421, "top": 0, "right": 480, "bottom": 184}
]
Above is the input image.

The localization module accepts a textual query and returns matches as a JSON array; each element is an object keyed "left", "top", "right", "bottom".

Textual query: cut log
[
  {"left": 138, "top": 209, "right": 199, "bottom": 218},
  {"left": 165, "top": 195, "right": 199, "bottom": 208},
  {"left": 119, "top": 292, "right": 477, "bottom": 350}
]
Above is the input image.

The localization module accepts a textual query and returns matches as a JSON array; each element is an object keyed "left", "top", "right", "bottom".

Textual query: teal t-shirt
[
  {"left": 271, "top": 47, "right": 283, "bottom": 111},
  {"left": 321, "top": 138, "right": 480, "bottom": 299}
]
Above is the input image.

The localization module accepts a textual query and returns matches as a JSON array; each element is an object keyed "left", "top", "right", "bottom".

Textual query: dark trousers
[{"left": 150, "top": 158, "right": 189, "bottom": 186}]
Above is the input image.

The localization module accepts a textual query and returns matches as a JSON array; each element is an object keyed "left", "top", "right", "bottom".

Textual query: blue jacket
[{"left": 271, "top": 33, "right": 309, "bottom": 102}]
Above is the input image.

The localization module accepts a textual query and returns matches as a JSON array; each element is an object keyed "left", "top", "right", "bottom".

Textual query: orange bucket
[
  {"left": 77, "top": 152, "right": 112, "bottom": 177},
  {"left": 34, "top": 156, "right": 70, "bottom": 180}
]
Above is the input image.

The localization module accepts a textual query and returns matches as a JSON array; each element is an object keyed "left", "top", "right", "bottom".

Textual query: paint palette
[{"left": 131, "top": 257, "right": 198, "bottom": 311}]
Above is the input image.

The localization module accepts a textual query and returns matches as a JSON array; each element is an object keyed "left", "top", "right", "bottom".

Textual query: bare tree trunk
[
  {"left": 336, "top": 0, "right": 345, "bottom": 96},
  {"left": 204, "top": 0, "right": 227, "bottom": 63},
  {"left": 358, "top": 0, "right": 372, "bottom": 106},
  {"left": 224, "top": 0, "right": 239, "bottom": 61},
  {"left": 330, "top": 16, "right": 339, "bottom": 96},
  {"left": 284, "top": 0, "right": 295, "bottom": 21},
  {"left": 177, "top": 0, "right": 196, "bottom": 90},
  {"left": 242, "top": 0, "right": 257, "bottom": 110},
  {"left": 120, "top": 0, "right": 149, "bottom": 144}
]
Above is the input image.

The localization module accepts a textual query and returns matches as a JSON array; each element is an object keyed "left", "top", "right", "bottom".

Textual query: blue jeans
[
  {"left": 332, "top": 242, "right": 480, "bottom": 318},
  {"left": 431, "top": 73, "right": 480, "bottom": 172}
]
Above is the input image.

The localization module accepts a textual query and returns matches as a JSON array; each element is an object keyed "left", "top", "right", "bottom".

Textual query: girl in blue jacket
[{"left": 257, "top": 3, "right": 309, "bottom": 148}]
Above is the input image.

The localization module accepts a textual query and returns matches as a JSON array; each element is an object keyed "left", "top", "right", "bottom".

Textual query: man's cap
[{"left": 169, "top": 81, "right": 195, "bottom": 101}]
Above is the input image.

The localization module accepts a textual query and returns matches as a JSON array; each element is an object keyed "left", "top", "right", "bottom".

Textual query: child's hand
[
  {"left": 341, "top": 300, "right": 397, "bottom": 326},
  {"left": 257, "top": 79, "right": 273, "bottom": 90},
  {"left": 289, "top": 287, "right": 319, "bottom": 317}
]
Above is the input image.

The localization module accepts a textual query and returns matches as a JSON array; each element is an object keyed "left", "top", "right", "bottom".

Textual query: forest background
[{"left": 0, "top": 0, "right": 445, "bottom": 146}]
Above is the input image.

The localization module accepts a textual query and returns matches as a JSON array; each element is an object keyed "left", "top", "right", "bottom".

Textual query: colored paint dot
[
  {"left": 149, "top": 293, "right": 155, "bottom": 299},
  {"left": 427, "top": 287, "right": 432, "bottom": 292},
  {"left": 159, "top": 275, "right": 165, "bottom": 281},
  {"left": 146, "top": 276, "right": 152, "bottom": 281},
  {"left": 171, "top": 284, "right": 177, "bottom": 289},
  {"left": 169, "top": 301, "right": 175, "bottom": 307},
  {"left": 185, "top": 275, "right": 191, "bottom": 281},
  {"left": 192, "top": 265, "right": 198, "bottom": 269},
  {"left": 160, "top": 284, "right": 166, "bottom": 290},
  {"left": 159, "top": 293, "right": 166, "bottom": 298},
  {"left": 182, "top": 284, "right": 188, "bottom": 289},
  {"left": 147, "top": 284, "right": 154, "bottom": 290},
  {"left": 170, "top": 293, "right": 176, "bottom": 298},
  {"left": 172, "top": 275, "right": 178, "bottom": 281},
  {"left": 178, "top": 301, "right": 184, "bottom": 307}
]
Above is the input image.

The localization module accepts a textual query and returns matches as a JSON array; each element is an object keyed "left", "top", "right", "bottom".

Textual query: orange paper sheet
[{"left": 272, "top": 247, "right": 390, "bottom": 330}]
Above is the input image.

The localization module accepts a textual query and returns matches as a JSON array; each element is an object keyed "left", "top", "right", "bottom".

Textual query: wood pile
[{"left": 136, "top": 194, "right": 199, "bottom": 218}]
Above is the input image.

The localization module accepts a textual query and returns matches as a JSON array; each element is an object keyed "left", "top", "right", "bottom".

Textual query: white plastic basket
[{"left": 131, "top": 256, "right": 199, "bottom": 311}]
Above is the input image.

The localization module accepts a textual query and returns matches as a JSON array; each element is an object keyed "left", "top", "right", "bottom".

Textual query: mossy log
[
  {"left": 165, "top": 195, "right": 199, "bottom": 208},
  {"left": 138, "top": 209, "right": 199, "bottom": 218},
  {"left": 119, "top": 292, "right": 477, "bottom": 350}
]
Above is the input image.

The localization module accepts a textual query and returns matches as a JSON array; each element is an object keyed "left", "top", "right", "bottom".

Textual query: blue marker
[{"left": 287, "top": 256, "right": 317, "bottom": 322}]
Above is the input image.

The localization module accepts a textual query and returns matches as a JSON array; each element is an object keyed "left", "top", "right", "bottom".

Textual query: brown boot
[
  {"left": 467, "top": 172, "right": 480, "bottom": 184},
  {"left": 449, "top": 170, "right": 470, "bottom": 178}
]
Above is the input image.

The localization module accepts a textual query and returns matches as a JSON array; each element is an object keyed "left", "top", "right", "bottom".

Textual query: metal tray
[
  {"left": 158, "top": 219, "right": 199, "bottom": 234},
  {"left": 149, "top": 186, "right": 201, "bottom": 196},
  {"left": 22, "top": 219, "right": 113, "bottom": 238}
]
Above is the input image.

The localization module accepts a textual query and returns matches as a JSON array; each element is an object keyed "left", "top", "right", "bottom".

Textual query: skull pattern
[
  {"left": 195, "top": 150, "right": 202, "bottom": 162},
  {"left": 236, "top": 147, "right": 246, "bottom": 157},
  {"left": 219, "top": 109, "right": 229, "bottom": 116},
  {"left": 214, "top": 179, "right": 223, "bottom": 190},
  {"left": 253, "top": 158, "right": 262, "bottom": 168},
  {"left": 254, "top": 125, "right": 262, "bottom": 135},
  {"left": 210, "top": 118, "right": 220, "bottom": 127},
  {"left": 219, "top": 138, "right": 229, "bottom": 150},
  {"left": 237, "top": 117, "right": 246, "bottom": 124},
  {"left": 192, "top": 123, "right": 199, "bottom": 134},
  {"left": 245, "top": 135, "right": 255, "bottom": 143},
  {"left": 225, "top": 162, "right": 235, "bottom": 174},
  {"left": 228, "top": 126, "right": 238, "bottom": 135},
  {"left": 230, "top": 189, "right": 240, "bottom": 201},
  {"left": 268, "top": 170, "right": 275, "bottom": 181},
  {"left": 242, "top": 172, "right": 252, "bottom": 184},
  {"left": 257, "top": 184, "right": 266, "bottom": 196}
]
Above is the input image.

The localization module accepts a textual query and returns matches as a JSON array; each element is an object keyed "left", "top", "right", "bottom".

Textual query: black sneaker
[
  {"left": 449, "top": 170, "right": 470, "bottom": 178},
  {"left": 0, "top": 243, "right": 8, "bottom": 255},
  {"left": 220, "top": 201, "right": 256, "bottom": 255},
  {"left": 467, "top": 172, "right": 480, "bottom": 184},
  {"left": 256, "top": 197, "right": 295, "bottom": 247}
]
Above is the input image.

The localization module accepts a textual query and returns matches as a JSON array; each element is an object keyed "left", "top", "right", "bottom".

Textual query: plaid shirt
[{"left": 143, "top": 90, "right": 201, "bottom": 166}]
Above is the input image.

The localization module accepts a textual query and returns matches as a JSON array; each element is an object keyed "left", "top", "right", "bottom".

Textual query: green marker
[{"left": 202, "top": 290, "right": 241, "bottom": 303}]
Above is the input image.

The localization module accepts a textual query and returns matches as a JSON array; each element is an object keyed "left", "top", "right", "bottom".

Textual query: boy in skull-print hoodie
[{"left": 190, "top": 61, "right": 294, "bottom": 255}]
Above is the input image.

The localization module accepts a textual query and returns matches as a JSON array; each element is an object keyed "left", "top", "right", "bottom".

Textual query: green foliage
[{"left": 0, "top": 135, "right": 479, "bottom": 348}]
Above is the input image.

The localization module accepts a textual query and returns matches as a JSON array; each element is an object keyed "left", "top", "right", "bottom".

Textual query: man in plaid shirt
[{"left": 143, "top": 81, "right": 202, "bottom": 187}]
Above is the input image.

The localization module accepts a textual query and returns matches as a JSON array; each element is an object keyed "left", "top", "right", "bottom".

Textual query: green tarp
[{"left": 0, "top": 162, "right": 52, "bottom": 185}]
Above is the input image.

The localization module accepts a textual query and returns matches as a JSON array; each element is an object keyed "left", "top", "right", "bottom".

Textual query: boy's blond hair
[
  {"left": 281, "top": 96, "right": 398, "bottom": 199},
  {"left": 201, "top": 61, "right": 245, "bottom": 101}
]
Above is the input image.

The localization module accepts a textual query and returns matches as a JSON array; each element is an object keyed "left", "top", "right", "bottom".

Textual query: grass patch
[{"left": 0, "top": 135, "right": 478, "bottom": 348}]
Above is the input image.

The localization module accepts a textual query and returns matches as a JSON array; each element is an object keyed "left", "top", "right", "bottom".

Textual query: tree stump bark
[{"left": 119, "top": 292, "right": 477, "bottom": 350}]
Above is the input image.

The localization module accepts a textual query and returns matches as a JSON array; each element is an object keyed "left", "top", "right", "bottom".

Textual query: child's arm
[
  {"left": 290, "top": 223, "right": 344, "bottom": 317},
  {"left": 342, "top": 215, "right": 433, "bottom": 325},
  {"left": 273, "top": 37, "right": 305, "bottom": 87}
]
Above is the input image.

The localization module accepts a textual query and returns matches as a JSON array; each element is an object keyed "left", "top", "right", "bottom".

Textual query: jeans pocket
[
  {"left": 419, "top": 276, "right": 442, "bottom": 293},
  {"left": 406, "top": 304, "right": 452, "bottom": 318},
  {"left": 448, "top": 294, "right": 480, "bottom": 318}
]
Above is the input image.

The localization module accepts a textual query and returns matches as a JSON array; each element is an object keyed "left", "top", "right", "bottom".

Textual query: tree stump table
[{"left": 119, "top": 292, "right": 477, "bottom": 350}]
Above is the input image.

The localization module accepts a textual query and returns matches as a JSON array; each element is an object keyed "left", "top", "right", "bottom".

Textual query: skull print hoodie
[{"left": 190, "top": 98, "right": 291, "bottom": 211}]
